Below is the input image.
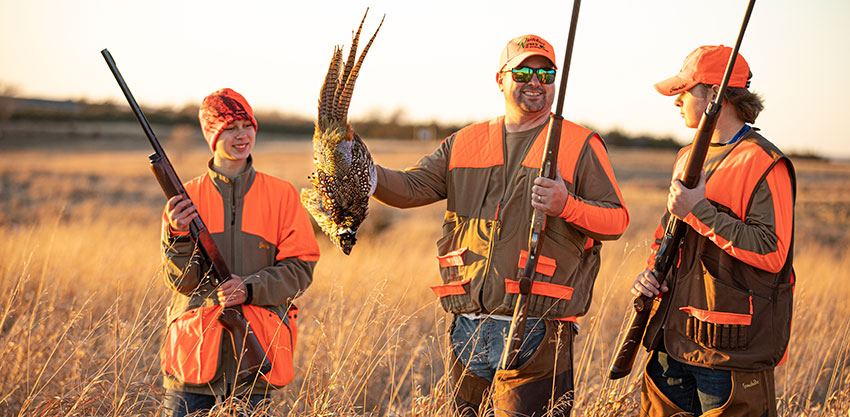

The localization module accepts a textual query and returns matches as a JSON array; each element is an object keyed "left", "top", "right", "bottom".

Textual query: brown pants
[
  {"left": 641, "top": 358, "right": 777, "bottom": 417},
  {"left": 450, "top": 320, "right": 575, "bottom": 417}
]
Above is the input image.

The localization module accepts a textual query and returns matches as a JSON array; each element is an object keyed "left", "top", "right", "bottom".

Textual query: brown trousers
[
  {"left": 641, "top": 358, "right": 777, "bottom": 417},
  {"left": 450, "top": 320, "right": 575, "bottom": 417}
]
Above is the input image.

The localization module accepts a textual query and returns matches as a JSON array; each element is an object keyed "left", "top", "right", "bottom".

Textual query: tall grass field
[{"left": 1, "top": 125, "right": 848, "bottom": 416}]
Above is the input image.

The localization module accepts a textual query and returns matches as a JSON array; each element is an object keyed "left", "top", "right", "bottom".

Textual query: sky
[{"left": 1, "top": 0, "right": 849, "bottom": 158}]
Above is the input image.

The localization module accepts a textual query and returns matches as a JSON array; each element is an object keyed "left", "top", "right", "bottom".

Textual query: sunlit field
[{"left": 1, "top": 123, "right": 848, "bottom": 416}]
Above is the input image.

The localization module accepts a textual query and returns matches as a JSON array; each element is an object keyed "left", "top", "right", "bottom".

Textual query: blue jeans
[
  {"left": 161, "top": 390, "right": 268, "bottom": 417},
  {"left": 451, "top": 315, "right": 546, "bottom": 382},
  {"left": 647, "top": 349, "right": 732, "bottom": 414}
]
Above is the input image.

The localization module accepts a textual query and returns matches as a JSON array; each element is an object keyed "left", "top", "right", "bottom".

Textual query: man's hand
[
  {"left": 531, "top": 166, "right": 568, "bottom": 216},
  {"left": 217, "top": 275, "right": 248, "bottom": 307},
  {"left": 667, "top": 171, "right": 706, "bottom": 219},
  {"left": 631, "top": 270, "right": 668, "bottom": 298},
  {"left": 166, "top": 195, "right": 199, "bottom": 232}
]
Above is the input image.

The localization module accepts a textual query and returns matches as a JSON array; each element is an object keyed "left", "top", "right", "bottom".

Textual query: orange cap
[
  {"left": 198, "top": 88, "right": 258, "bottom": 152},
  {"left": 498, "top": 34, "right": 557, "bottom": 73},
  {"left": 654, "top": 45, "right": 750, "bottom": 96}
]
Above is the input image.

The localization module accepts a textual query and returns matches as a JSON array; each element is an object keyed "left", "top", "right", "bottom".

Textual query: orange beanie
[{"left": 198, "top": 88, "right": 257, "bottom": 151}]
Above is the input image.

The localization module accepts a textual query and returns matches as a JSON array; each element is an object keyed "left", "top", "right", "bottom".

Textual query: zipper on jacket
[
  {"left": 231, "top": 181, "right": 237, "bottom": 227},
  {"left": 230, "top": 179, "right": 238, "bottom": 270}
]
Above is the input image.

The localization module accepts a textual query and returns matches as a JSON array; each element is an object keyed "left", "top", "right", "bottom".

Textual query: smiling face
[
  {"left": 213, "top": 118, "right": 255, "bottom": 168},
  {"left": 498, "top": 55, "right": 556, "bottom": 120}
]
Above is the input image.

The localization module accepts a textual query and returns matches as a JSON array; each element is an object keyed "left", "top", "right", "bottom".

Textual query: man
[
  {"left": 632, "top": 45, "right": 795, "bottom": 416},
  {"left": 160, "top": 88, "right": 320, "bottom": 417},
  {"left": 372, "top": 35, "right": 628, "bottom": 416}
]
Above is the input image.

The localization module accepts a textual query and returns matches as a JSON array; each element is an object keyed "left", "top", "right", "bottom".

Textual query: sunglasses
[{"left": 507, "top": 67, "right": 557, "bottom": 84}]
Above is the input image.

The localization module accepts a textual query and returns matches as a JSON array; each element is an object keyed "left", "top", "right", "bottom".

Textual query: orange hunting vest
[
  {"left": 431, "top": 116, "right": 604, "bottom": 319},
  {"left": 643, "top": 134, "right": 796, "bottom": 371},
  {"left": 161, "top": 304, "right": 298, "bottom": 387}
]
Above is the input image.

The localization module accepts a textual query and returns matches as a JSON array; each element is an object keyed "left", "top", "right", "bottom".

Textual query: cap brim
[{"left": 654, "top": 75, "right": 699, "bottom": 96}]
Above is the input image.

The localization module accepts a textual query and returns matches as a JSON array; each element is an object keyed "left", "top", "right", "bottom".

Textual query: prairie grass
[{"left": 0, "top": 135, "right": 848, "bottom": 416}]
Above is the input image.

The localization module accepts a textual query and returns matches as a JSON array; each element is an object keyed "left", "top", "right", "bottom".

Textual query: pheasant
[{"left": 301, "top": 10, "right": 383, "bottom": 255}]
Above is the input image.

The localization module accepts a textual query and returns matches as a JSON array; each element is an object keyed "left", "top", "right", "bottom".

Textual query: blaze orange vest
[
  {"left": 431, "top": 116, "right": 604, "bottom": 318},
  {"left": 643, "top": 133, "right": 796, "bottom": 371},
  {"left": 161, "top": 304, "right": 298, "bottom": 387}
]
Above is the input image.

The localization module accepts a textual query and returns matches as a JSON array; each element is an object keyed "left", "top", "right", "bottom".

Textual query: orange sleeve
[
  {"left": 683, "top": 160, "right": 793, "bottom": 273},
  {"left": 276, "top": 181, "right": 321, "bottom": 262},
  {"left": 559, "top": 135, "right": 629, "bottom": 240}
]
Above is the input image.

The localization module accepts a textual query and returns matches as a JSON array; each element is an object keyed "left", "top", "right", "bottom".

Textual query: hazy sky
[{"left": 2, "top": 0, "right": 848, "bottom": 158}]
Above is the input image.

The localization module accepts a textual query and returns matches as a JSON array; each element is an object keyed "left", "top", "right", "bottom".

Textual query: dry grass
[{"left": 1, "top": 131, "right": 849, "bottom": 416}]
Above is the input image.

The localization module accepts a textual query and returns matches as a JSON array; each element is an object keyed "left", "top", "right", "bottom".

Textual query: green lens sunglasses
[{"left": 508, "top": 67, "right": 557, "bottom": 84}]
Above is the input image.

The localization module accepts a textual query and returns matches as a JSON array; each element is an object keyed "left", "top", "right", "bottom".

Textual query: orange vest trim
[
  {"left": 448, "top": 118, "right": 505, "bottom": 170},
  {"left": 183, "top": 174, "right": 226, "bottom": 234},
  {"left": 554, "top": 316, "right": 578, "bottom": 323},
  {"left": 520, "top": 119, "right": 593, "bottom": 184},
  {"left": 674, "top": 140, "right": 776, "bottom": 221},
  {"left": 437, "top": 247, "right": 468, "bottom": 267},
  {"left": 242, "top": 304, "right": 297, "bottom": 387},
  {"left": 430, "top": 279, "right": 472, "bottom": 297},
  {"left": 161, "top": 305, "right": 224, "bottom": 385},
  {"left": 517, "top": 250, "right": 557, "bottom": 277},
  {"left": 682, "top": 159, "right": 793, "bottom": 273},
  {"left": 504, "top": 278, "right": 574, "bottom": 301},
  {"left": 240, "top": 173, "right": 321, "bottom": 263},
  {"left": 242, "top": 173, "right": 287, "bottom": 249},
  {"left": 679, "top": 295, "right": 753, "bottom": 326}
]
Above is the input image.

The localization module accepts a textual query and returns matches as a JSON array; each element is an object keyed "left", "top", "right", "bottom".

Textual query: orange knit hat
[{"left": 198, "top": 88, "right": 257, "bottom": 151}]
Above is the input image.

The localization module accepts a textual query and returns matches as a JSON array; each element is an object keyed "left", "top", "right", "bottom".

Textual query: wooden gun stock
[
  {"left": 607, "top": 0, "right": 756, "bottom": 380},
  {"left": 103, "top": 49, "right": 270, "bottom": 380},
  {"left": 218, "top": 308, "right": 273, "bottom": 379}
]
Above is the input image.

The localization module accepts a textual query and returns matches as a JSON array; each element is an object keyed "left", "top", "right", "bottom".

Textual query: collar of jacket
[{"left": 206, "top": 156, "right": 257, "bottom": 197}]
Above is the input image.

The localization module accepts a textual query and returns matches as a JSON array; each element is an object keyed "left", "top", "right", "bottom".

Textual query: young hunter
[
  {"left": 371, "top": 35, "right": 629, "bottom": 416},
  {"left": 632, "top": 45, "right": 795, "bottom": 416},
  {"left": 160, "top": 88, "right": 320, "bottom": 417}
]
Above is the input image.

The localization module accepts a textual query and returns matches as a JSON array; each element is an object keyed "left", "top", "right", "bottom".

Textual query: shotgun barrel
[{"left": 102, "top": 49, "right": 271, "bottom": 380}]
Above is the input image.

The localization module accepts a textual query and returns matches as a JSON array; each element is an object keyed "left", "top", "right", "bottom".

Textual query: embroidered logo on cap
[{"left": 517, "top": 36, "right": 550, "bottom": 52}]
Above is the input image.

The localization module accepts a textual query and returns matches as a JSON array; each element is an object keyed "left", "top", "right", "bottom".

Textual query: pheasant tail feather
[{"left": 339, "top": 14, "right": 385, "bottom": 123}]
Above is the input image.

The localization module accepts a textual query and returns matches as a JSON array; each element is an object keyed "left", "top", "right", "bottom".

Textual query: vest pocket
[
  {"left": 679, "top": 256, "right": 755, "bottom": 351},
  {"left": 434, "top": 217, "right": 479, "bottom": 313},
  {"left": 241, "top": 305, "right": 297, "bottom": 388},
  {"left": 161, "top": 305, "right": 225, "bottom": 385},
  {"left": 502, "top": 240, "right": 601, "bottom": 318}
]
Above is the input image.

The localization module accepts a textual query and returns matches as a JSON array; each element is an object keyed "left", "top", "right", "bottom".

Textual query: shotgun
[
  {"left": 607, "top": 0, "right": 757, "bottom": 380},
  {"left": 500, "top": 0, "right": 582, "bottom": 371},
  {"left": 101, "top": 49, "right": 271, "bottom": 381}
]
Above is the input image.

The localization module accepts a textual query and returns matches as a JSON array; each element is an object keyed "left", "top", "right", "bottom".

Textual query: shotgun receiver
[
  {"left": 607, "top": 0, "right": 757, "bottom": 380},
  {"left": 500, "top": 0, "right": 582, "bottom": 371},
  {"left": 101, "top": 49, "right": 271, "bottom": 380}
]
